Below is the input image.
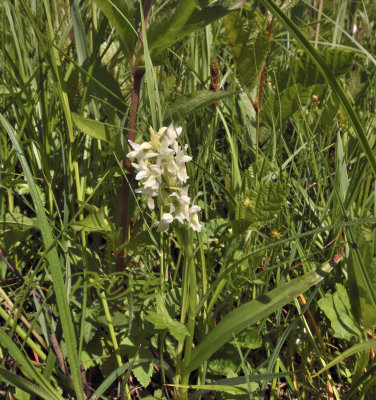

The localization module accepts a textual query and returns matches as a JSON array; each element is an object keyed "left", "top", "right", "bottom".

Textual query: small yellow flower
[
  {"left": 271, "top": 229, "right": 282, "bottom": 240},
  {"left": 243, "top": 198, "right": 252, "bottom": 207}
]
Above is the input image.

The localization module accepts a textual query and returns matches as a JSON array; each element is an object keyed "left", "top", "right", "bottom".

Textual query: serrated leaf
[
  {"left": 318, "top": 92, "right": 340, "bottom": 129},
  {"left": 261, "top": 83, "right": 326, "bottom": 128},
  {"left": 132, "top": 347, "right": 154, "bottom": 388},
  {"left": 168, "top": 320, "right": 190, "bottom": 344},
  {"left": 71, "top": 208, "right": 111, "bottom": 232},
  {"left": 145, "top": 311, "right": 171, "bottom": 330},
  {"left": 232, "top": 181, "right": 288, "bottom": 234},
  {"left": 293, "top": 47, "right": 355, "bottom": 87},
  {"left": 93, "top": 0, "right": 137, "bottom": 62},
  {"left": 318, "top": 283, "right": 362, "bottom": 340},
  {"left": 72, "top": 113, "right": 116, "bottom": 143},
  {"left": 258, "top": 0, "right": 376, "bottom": 176},
  {"left": 224, "top": 12, "right": 269, "bottom": 91},
  {"left": 164, "top": 90, "right": 238, "bottom": 122},
  {"left": 145, "top": 295, "right": 189, "bottom": 343}
]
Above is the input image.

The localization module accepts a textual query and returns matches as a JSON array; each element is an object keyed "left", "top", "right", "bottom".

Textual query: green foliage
[
  {"left": 232, "top": 180, "right": 289, "bottom": 234},
  {"left": 165, "top": 90, "right": 238, "bottom": 122},
  {"left": 0, "top": 211, "right": 37, "bottom": 231},
  {"left": 261, "top": 83, "right": 326, "bottom": 128},
  {"left": 347, "top": 227, "right": 376, "bottom": 329},
  {"left": 147, "top": 0, "right": 198, "bottom": 54},
  {"left": 318, "top": 283, "right": 362, "bottom": 340},
  {"left": 2, "top": 0, "right": 376, "bottom": 398},
  {"left": 93, "top": 0, "right": 137, "bottom": 62},
  {"left": 188, "top": 259, "right": 337, "bottom": 373},
  {"left": 145, "top": 294, "right": 189, "bottom": 343},
  {"left": 224, "top": 11, "right": 269, "bottom": 91},
  {"left": 293, "top": 47, "right": 355, "bottom": 87},
  {"left": 72, "top": 114, "right": 117, "bottom": 144}
]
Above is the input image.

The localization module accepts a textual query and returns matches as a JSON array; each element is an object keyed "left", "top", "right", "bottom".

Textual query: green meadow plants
[{"left": 1, "top": 0, "right": 376, "bottom": 399}]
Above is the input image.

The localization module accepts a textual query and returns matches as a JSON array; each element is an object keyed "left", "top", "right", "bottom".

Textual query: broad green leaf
[
  {"left": 261, "top": 83, "right": 326, "bottom": 128},
  {"left": 317, "top": 92, "right": 340, "bottom": 129},
  {"left": 0, "top": 211, "right": 37, "bottom": 231},
  {"left": 89, "top": 63, "right": 124, "bottom": 119},
  {"left": 318, "top": 283, "right": 362, "bottom": 340},
  {"left": 293, "top": 47, "right": 355, "bottom": 87},
  {"left": 71, "top": 208, "right": 111, "bottom": 233},
  {"left": 229, "top": 327, "right": 262, "bottom": 349},
  {"left": 164, "top": 90, "right": 238, "bottom": 122},
  {"left": 310, "top": 340, "right": 376, "bottom": 378},
  {"left": 0, "top": 114, "right": 84, "bottom": 399},
  {"left": 224, "top": 12, "right": 269, "bottom": 91},
  {"left": 145, "top": 295, "right": 189, "bottom": 343},
  {"left": 72, "top": 113, "right": 116, "bottom": 143},
  {"left": 347, "top": 227, "right": 376, "bottom": 329},
  {"left": 232, "top": 181, "right": 289, "bottom": 234},
  {"left": 120, "top": 337, "right": 153, "bottom": 389},
  {"left": 93, "top": 0, "right": 137, "bottom": 62},
  {"left": 258, "top": 0, "right": 376, "bottom": 176},
  {"left": 147, "top": 0, "right": 197, "bottom": 54},
  {"left": 171, "top": 1, "right": 245, "bottom": 38},
  {"left": 70, "top": 0, "right": 88, "bottom": 66},
  {"left": 132, "top": 347, "right": 154, "bottom": 389},
  {"left": 187, "top": 256, "right": 340, "bottom": 372}
]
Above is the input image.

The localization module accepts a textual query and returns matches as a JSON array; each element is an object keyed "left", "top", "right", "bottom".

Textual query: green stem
[{"left": 180, "top": 237, "right": 196, "bottom": 399}]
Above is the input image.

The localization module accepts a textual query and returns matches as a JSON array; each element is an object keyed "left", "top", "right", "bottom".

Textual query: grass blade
[{"left": 0, "top": 114, "right": 84, "bottom": 399}]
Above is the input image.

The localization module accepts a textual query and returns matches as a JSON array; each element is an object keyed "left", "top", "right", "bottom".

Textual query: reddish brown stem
[
  {"left": 116, "top": 69, "right": 144, "bottom": 273},
  {"left": 258, "top": 17, "right": 274, "bottom": 111},
  {"left": 116, "top": 0, "right": 152, "bottom": 272}
]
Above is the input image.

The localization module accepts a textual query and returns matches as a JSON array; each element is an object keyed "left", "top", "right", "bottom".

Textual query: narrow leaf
[
  {"left": 310, "top": 340, "right": 376, "bottom": 378},
  {"left": 0, "top": 329, "right": 63, "bottom": 400},
  {"left": 0, "top": 368, "right": 58, "bottom": 400}
]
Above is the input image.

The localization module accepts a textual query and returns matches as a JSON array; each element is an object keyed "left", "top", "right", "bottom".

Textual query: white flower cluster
[{"left": 127, "top": 125, "right": 202, "bottom": 233}]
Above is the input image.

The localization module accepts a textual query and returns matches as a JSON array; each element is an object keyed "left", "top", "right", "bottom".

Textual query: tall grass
[{"left": 1, "top": 0, "right": 376, "bottom": 399}]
